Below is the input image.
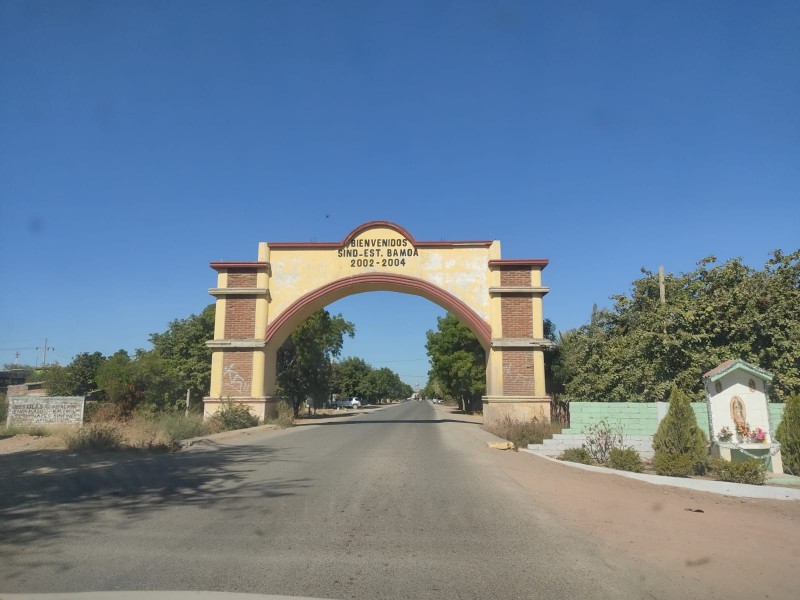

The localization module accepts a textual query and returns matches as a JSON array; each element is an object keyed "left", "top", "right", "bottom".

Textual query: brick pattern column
[
  {"left": 205, "top": 261, "right": 270, "bottom": 419},
  {"left": 486, "top": 259, "right": 550, "bottom": 424}
]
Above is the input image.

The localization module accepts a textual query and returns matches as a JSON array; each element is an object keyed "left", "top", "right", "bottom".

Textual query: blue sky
[{"left": 1, "top": 1, "right": 798, "bottom": 389}]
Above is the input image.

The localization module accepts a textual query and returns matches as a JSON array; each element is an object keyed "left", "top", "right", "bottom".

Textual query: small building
[
  {"left": 0, "top": 370, "right": 30, "bottom": 394},
  {"left": 6, "top": 381, "right": 47, "bottom": 397},
  {"left": 703, "top": 359, "right": 783, "bottom": 473}
]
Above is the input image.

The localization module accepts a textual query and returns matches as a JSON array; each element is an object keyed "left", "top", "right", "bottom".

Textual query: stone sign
[{"left": 6, "top": 396, "right": 85, "bottom": 427}]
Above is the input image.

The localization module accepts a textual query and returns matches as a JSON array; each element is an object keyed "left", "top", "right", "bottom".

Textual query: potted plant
[
  {"left": 752, "top": 427, "right": 768, "bottom": 443},
  {"left": 717, "top": 426, "right": 733, "bottom": 442}
]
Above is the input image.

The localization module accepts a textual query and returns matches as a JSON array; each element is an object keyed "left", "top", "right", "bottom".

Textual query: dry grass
[
  {"left": 59, "top": 412, "right": 211, "bottom": 452},
  {"left": 2, "top": 424, "right": 65, "bottom": 438},
  {"left": 484, "top": 415, "right": 563, "bottom": 451}
]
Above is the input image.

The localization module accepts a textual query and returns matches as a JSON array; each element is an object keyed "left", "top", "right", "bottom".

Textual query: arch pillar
[
  {"left": 483, "top": 260, "right": 551, "bottom": 424},
  {"left": 204, "top": 255, "right": 276, "bottom": 420}
]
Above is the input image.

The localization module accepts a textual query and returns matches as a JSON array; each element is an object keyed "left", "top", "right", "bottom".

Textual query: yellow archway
[{"left": 204, "top": 221, "right": 551, "bottom": 426}]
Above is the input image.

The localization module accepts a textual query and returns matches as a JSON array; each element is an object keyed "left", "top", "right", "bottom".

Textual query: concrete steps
[{"left": 527, "top": 434, "right": 655, "bottom": 459}]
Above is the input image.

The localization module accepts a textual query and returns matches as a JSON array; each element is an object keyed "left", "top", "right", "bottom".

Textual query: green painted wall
[
  {"left": 562, "top": 403, "right": 658, "bottom": 436},
  {"left": 563, "top": 402, "right": 785, "bottom": 438}
]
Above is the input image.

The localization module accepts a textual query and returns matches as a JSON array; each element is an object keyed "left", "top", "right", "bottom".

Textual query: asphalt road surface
[{"left": 0, "top": 401, "right": 778, "bottom": 599}]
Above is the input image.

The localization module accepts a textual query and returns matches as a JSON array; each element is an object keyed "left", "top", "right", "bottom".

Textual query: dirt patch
[
  {"left": 490, "top": 445, "right": 800, "bottom": 599},
  {"left": 0, "top": 433, "right": 66, "bottom": 454}
]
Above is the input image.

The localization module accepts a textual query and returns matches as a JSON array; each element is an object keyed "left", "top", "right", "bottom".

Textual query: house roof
[{"left": 702, "top": 359, "right": 773, "bottom": 382}]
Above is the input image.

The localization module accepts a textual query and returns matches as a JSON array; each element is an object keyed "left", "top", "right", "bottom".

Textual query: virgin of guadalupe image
[{"left": 730, "top": 395, "right": 746, "bottom": 427}]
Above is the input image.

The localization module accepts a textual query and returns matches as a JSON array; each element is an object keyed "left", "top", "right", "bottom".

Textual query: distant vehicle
[
  {"left": 335, "top": 397, "right": 361, "bottom": 409},
  {"left": 431, "top": 398, "right": 442, "bottom": 404}
]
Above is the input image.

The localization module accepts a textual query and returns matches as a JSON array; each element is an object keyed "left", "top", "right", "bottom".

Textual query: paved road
[{"left": 0, "top": 402, "right": 727, "bottom": 599}]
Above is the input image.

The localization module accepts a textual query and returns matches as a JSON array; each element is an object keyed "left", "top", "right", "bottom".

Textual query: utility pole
[
  {"left": 36, "top": 338, "right": 55, "bottom": 368},
  {"left": 658, "top": 266, "right": 667, "bottom": 335}
]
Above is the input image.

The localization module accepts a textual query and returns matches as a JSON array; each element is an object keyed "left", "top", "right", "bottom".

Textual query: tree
[
  {"left": 776, "top": 393, "right": 800, "bottom": 475},
  {"left": 149, "top": 304, "right": 215, "bottom": 404},
  {"left": 425, "top": 314, "right": 486, "bottom": 412},
  {"left": 95, "top": 350, "right": 140, "bottom": 415},
  {"left": 331, "top": 356, "right": 372, "bottom": 401},
  {"left": 652, "top": 387, "right": 708, "bottom": 476},
  {"left": 330, "top": 358, "right": 410, "bottom": 403},
  {"left": 95, "top": 350, "right": 179, "bottom": 415},
  {"left": 364, "top": 367, "right": 410, "bottom": 403},
  {"left": 554, "top": 250, "right": 800, "bottom": 402},
  {"left": 277, "top": 310, "right": 355, "bottom": 414}
]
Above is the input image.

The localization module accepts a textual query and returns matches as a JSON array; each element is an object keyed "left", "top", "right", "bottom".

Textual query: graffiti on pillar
[{"left": 223, "top": 364, "right": 245, "bottom": 394}]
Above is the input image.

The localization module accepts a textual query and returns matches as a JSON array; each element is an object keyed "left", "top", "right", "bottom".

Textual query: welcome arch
[{"left": 204, "top": 221, "right": 551, "bottom": 426}]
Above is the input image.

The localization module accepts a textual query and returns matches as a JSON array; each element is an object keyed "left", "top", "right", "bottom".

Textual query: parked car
[{"left": 335, "top": 397, "right": 361, "bottom": 409}]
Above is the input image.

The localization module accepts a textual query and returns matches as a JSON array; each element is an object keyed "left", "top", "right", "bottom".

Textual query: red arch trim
[
  {"left": 266, "top": 220, "right": 493, "bottom": 250},
  {"left": 264, "top": 273, "right": 492, "bottom": 349}
]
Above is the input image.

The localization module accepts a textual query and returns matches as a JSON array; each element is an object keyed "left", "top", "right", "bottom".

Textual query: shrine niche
[{"left": 703, "top": 359, "right": 783, "bottom": 474}]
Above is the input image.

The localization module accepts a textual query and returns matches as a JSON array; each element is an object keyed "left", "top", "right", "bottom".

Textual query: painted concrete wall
[{"left": 562, "top": 402, "right": 785, "bottom": 438}]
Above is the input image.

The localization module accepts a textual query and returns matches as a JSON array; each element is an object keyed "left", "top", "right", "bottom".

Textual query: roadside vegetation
[
  {"left": 652, "top": 387, "right": 708, "bottom": 476},
  {"left": 776, "top": 393, "right": 800, "bottom": 475},
  {"left": 552, "top": 250, "right": 800, "bottom": 403},
  {"left": 484, "top": 414, "right": 563, "bottom": 451},
  {"left": 554, "top": 390, "right": 774, "bottom": 484}
]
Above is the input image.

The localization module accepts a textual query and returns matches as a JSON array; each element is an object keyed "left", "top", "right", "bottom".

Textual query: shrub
[
  {"left": 776, "top": 393, "right": 800, "bottom": 475},
  {"left": 583, "top": 418, "right": 624, "bottom": 464},
  {"left": 156, "top": 413, "right": 210, "bottom": 442},
  {"left": 483, "top": 415, "right": 563, "bottom": 450},
  {"left": 711, "top": 458, "right": 766, "bottom": 485},
  {"left": 652, "top": 452, "right": 695, "bottom": 477},
  {"left": 274, "top": 400, "right": 295, "bottom": 429},
  {"left": 86, "top": 401, "right": 127, "bottom": 423},
  {"left": 121, "top": 416, "right": 173, "bottom": 450},
  {"left": 653, "top": 386, "right": 708, "bottom": 475},
  {"left": 607, "top": 447, "right": 644, "bottom": 473},
  {"left": 207, "top": 401, "right": 260, "bottom": 433},
  {"left": 64, "top": 422, "right": 123, "bottom": 451},
  {"left": 559, "top": 447, "right": 592, "bottom": 464}
]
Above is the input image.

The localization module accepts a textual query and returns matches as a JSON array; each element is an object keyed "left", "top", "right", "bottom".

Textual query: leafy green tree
[
  {"left": 95, "top": 350, "right": 140, "bottom": 415},
  {"left": 277, "top": 310, "right": 355, "bottom": 414},
  {"left": 331, "top": 356, "right": 373, "bottom": 400},
  {"left": 652, "top": 387, "right": 708, "bottom": 476},
  {"left": 149, "top": 304, "right": 215, "bottom": 404},
  {"left": 363, "top": 367, "right": 410, "bottom": 403},
  {"left": 554, "top": 250, "right": 800, "bottom": 402},
  {"left": 776, "top": 393, "right": 800, "bottom": 475},
  {"left": 65, "top": 351, "right": 107, "bottom": 395},
  {"left": 95, "top": 350, "right": 179, "bottom": 415},
  {"left": 425, "top": 314, "right": 486, "bottom": 412},
  {"left": 39, "top": 353, "right": 105, "bottom": 397},
  {"left": 421, "top": 378, "right": 445, "bottom": 400},
  {"left": 331, "top": 359, "right": 410, "bottom": 403}
]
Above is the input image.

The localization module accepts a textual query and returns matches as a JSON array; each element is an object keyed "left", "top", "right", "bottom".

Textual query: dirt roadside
[
  {"left": 448, "top": 404, "right": 800, "bottom": 600},
  {"left": 0, "top": 404, "right": 386, "bottom": 454},
  {"left": 0, "top": 433, "right": 66, "bottom": 454}
]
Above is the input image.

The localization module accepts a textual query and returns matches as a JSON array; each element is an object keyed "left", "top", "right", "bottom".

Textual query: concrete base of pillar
[
  {"left": 203, "top": 396, "right": 281, "bottom": 421},
  {"left": 482, "top": 396, "right": 551, "bottom": 427}
]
